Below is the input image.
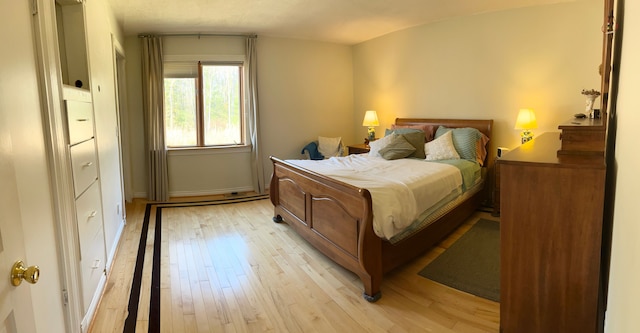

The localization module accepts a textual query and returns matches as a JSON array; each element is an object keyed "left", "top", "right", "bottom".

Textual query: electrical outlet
[{"left": 497, "top": 147, "right": 510, "bottom": 158}]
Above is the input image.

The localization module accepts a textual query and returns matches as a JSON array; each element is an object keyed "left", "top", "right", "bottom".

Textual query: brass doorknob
[{"left": 11, "top": 261, "right": 40, "bottom": 286}]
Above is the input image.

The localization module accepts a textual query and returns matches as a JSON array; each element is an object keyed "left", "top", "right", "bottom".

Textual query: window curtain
[
  {"left": 246, "top": 36, "right": 266, "bottom": 194},
  {"left": 141, "top": 36, "right": 169, "bottom": 201}
]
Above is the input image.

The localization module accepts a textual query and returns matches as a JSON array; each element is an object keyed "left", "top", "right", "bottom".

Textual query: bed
[{"left": 269, "top": 118, "right": 493, "bottom": 302}]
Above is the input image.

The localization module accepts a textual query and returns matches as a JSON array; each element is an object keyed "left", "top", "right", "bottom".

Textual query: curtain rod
[{"left": 138, "top": 33, "right": 257, "bottom": 38}]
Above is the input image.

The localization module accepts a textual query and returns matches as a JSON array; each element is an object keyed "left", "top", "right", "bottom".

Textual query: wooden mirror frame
[{"left": 600, "top": 0, "right": 615, "bottom": 118}]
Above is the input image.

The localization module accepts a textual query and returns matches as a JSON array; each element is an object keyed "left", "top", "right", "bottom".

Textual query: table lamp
[
  {"left": 362, "top": 110, "right": 379, "bottom": 141},
  {"left": 514, "top": 108, "right": 538, "bottom": 144}
]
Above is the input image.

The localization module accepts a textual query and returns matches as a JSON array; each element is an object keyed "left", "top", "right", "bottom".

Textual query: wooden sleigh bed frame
[{"left": 269, "top": 118, "right": 493, "bottom": 302}]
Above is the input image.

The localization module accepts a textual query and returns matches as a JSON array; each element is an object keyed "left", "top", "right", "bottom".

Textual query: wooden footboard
[{"left": 269, "top": 157, "right": 383, "bottom": 301}]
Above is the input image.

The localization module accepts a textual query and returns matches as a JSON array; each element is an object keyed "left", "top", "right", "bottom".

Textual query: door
[
  {"left": 0, "top": 1, "right": 67, "bottom": 332},
  {"left": 0, "top": 1, "right": 38, "bottom": 331},
  {"left": 0, "top": 114, "right": 37, "bottom": 333}
]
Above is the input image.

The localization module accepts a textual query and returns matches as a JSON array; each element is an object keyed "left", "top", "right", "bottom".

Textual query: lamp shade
[
  {"left": 514, "top": 108, "right": 538, "bottom": 130},
  {"left": 362, "top": 110, "right": 379, "bottom": 127}
]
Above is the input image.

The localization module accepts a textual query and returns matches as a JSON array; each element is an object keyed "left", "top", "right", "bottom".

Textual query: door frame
[
  {"left": 31, "top": 0, "right": 84, "bottom": 331},
  {"left": 112, "top": 35, "right": 133, "bottom": 204}
]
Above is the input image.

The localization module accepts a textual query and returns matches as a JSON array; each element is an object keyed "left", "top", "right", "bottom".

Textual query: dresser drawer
[
  {"left": 65, "top": 99, "right": 94, "bottom": 145},
  {"left": 79, "top": 248, "right": 104, "bottom": 312},
  {"left": 75, "top": 182, "right": 106, "bottom": 311},
  {"left": 70, "top": 138, "right": 98, "bottom": 197},
  {"left": 559, "top": 129, "right": 605, "bottom": 154},
  {"left": 75, "top": 181, "right": 103, "bottom": 249},
  {"left": 79, "top": 225, "right": 105, "bottom": 312}
]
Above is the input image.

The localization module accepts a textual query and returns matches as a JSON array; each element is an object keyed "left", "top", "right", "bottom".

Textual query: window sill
[{"left": 167, "top": 145, "right": 251, "bottom": 156}]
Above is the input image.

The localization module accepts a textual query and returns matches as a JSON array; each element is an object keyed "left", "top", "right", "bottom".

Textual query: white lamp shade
[
  {"left": 362, "top": 110, "right": 379, "bottom": 126},
  {"left": 514, "top": 108, "right": 538, "bottom": 130}
]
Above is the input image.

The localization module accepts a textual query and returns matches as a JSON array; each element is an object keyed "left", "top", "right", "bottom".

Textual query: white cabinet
[{"left": 63, "top": 86, "right": 106, "bottom": 314}]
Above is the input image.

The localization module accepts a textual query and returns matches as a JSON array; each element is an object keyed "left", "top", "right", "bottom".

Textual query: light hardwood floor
[{"left": 89, "top": 196, "right": 499, "bottom": 332}]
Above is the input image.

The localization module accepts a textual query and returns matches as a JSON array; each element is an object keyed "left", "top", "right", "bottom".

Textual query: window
[{"left": 164, "top": 61, "right": 244, "bottom": 147}]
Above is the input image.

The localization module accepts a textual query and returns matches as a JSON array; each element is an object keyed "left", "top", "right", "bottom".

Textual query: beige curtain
[
  {"left": 141, "top": 36, "right": 169, "bottom": 201},
  {"left": 246, "top": 36, "right": 266, "bottom": 194}
]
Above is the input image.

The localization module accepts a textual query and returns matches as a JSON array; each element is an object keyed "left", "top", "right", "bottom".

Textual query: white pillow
[
  {"left": 424, "top": 130, "right": 461, "bottom": 161},
  {"left": 318, "top": 136, "right": 342, "bottom": 157},
  {"left": 368, "top": 134, "right": 396, "bottom": 157}
]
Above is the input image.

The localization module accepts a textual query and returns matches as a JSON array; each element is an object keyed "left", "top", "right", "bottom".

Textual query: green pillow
[
  {"left": 379, "top": 134, "right": 416, "bottom": 160},
  {"left": 385, "top": 129, "right": 426, "bottom": 159},
  {"left": 385, "top": 127, "right": 422, "bottom": 136}
]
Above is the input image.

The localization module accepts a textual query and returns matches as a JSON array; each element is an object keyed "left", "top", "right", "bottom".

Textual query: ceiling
[{"left": 107, "top": 0, "right": 575, "bottom": 45}]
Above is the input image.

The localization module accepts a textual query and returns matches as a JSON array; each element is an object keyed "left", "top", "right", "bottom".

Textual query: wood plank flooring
[{"left": 89, "top": 196, "right": 499, "bottom": 332}]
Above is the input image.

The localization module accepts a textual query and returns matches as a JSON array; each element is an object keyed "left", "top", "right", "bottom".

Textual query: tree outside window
[{"left": 164, "top": 62, "right": 244, "bottom": 148}]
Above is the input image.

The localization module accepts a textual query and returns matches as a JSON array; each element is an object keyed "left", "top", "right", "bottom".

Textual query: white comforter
[{"left": 287, "top": 154, "right": 463, "bottom": 240}]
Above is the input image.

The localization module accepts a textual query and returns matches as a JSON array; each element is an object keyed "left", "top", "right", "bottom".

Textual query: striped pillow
[{"left": 434, "top": 126, "right": 483, "bottom": 162}]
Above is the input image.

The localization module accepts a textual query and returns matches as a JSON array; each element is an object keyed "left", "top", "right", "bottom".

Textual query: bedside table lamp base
[
  {"left": 521, "top": 130, "right": 533, "bottom": 144},
  {"left": 367, "top": 127, "right": 376, "bottom": 141}
]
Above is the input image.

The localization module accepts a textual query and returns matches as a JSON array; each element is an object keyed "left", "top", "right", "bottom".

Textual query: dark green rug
[{"left": 418, "top": 218, "right": 500, "bottom": 302}]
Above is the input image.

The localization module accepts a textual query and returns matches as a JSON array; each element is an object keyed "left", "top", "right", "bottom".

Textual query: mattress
[{"left": 287, "top": 154, "right": 482, "bottom": 240}]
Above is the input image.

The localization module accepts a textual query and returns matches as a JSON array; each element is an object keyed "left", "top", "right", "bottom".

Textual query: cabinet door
[
  {"left": 65, "top": 98, "right": 94, "bottom": 145},
  {"left": 70, "top": 138, "right": 98, "bottom": 197},
  {"left": 75, "top": 181, "right": 106, "bottom": 312}
]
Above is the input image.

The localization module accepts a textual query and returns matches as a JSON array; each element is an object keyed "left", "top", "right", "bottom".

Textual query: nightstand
[{"left": 347, "top": 143, "right": 370, "bottom": 155}]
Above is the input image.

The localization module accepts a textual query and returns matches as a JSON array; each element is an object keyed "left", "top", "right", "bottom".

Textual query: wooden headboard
[{"left": 395, "top": 118, "right": 494, "bottom": 168}]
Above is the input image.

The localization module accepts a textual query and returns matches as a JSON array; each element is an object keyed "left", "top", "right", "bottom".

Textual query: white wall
[
  {"left": 605, "top": 0, "right": 640, "bottom": 331},
  {"left": 352, "top": 0, "right": 602, "bottom": 153},
  {"left": 257, "top": 37, "right": 354, "bottom": 180},
  {"left": 125, "top": 35, "right": 354, "bottom": 197}
]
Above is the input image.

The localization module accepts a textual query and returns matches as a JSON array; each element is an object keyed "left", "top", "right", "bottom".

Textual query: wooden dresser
[
  {"left": 557, "top": 117, "right": 606, "bottom": 156},
  {"left": 499, "top": 132, "right": 606, "bottom": 333}
]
